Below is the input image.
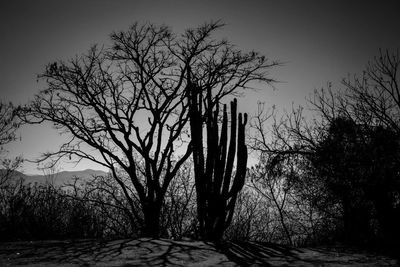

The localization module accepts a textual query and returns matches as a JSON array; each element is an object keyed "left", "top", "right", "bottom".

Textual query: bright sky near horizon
[{"left": 1, "top": 1, "right": 400, "bottom": 174}]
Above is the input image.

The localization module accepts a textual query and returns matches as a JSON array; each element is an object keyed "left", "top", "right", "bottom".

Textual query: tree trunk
[{"left": 142, "top": 202, "right": 161, "bottom": 238}]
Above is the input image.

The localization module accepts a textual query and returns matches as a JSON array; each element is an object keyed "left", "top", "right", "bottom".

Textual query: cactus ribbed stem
[{"left": 188, "top": 78, "right": 248, "bottom": 243}]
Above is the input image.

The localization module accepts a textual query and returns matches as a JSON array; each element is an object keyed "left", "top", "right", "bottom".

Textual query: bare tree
[
  {"left": 249, "top": 49, "right": 400, "bottom": 246},
  {"left": 0, "top": 102, "right": 23, "bottom": 187},
  {"left": 161, "top": 160, "right": 196, "bottom": 239},
  {"left": 225, "top": 183, "right": 273, "bottom": 242},
  {"left": 0, "top": 102, "right": 18, "bottom": 147},
  {"left": 249, "top": 159, "right": 293, "bottom": 245},
  {"left": 310, "top": 49, "right": 400, "bottom": 132},
  {"left": 20, "top": 22, "right": 278, "bottom": 238},
  {"left": 248, "top": 102, "right": 333, "bottom": 245}
]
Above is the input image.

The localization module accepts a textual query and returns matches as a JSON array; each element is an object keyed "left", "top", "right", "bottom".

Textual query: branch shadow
[
  {"left": 0, "top": 238, "right": 235, "bottom": 266},
  {"left": 2, "top": 239, "right": 398, "bottom": 266},
  {"left": 217, "top": 241, "right": 400, "bottom": 267},
  {"left": 216, "top": 241, "right": 304, "bottom": 266}
]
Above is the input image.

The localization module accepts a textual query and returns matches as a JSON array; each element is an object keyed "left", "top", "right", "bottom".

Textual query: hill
[
  {"left": 0, "top": 169, "right": 109, "bottom": 187},
  {"left": 0, "top": 238, "right": 397, "bottom": 266}
]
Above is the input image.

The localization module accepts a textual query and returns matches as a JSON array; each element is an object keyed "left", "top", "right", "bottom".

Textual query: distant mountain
[{"left": 1, "top": 169, "right": 109, "bottom": 187}]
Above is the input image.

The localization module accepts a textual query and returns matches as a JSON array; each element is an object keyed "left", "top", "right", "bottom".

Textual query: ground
[{"left": 0, "top": 238, "right": 398, "bottom": 266}]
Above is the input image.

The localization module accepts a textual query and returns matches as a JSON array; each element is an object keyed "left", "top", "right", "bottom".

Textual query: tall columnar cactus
[{"left": 188, "top": 78, "right": 248, "bottom": 243}]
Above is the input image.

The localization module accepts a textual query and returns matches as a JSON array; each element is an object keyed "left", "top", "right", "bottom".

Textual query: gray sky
[{"left": 1, "top": 0, "right": 400, "bottom": 174}]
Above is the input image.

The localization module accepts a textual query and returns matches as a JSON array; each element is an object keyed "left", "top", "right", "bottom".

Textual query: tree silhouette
[
  {"left": 305, "top": 50, "right": 400, "bottom": 245},
  {"left": 21, "top": 22, "right": 277, "bottom": 238},
  {"left": 0, "top": 102, "right": 18, "bottom": 148},
  {"left": 311, "top": 117, "right": 400, "bottom": 245},
  {"left": 248, "top": 49, "right": 400, "bottom": 246},
  {"left": 0, "top": 102, "right": 22, "bottom": 187}
]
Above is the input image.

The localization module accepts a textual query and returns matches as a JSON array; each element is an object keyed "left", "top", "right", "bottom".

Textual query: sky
[{"left": 1, "top": 0, "right": 400, "bottom": 174}]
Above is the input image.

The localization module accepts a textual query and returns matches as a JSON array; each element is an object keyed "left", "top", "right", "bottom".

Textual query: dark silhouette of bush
[
  {"left": 309, "top": 117, "right": 400, "bottom": 247},
  {"left": 0, "top": 167, "right": 201, "bottom": 241},
  {"left": 0, "top": 182, "right": 107, "bottom": 241}
]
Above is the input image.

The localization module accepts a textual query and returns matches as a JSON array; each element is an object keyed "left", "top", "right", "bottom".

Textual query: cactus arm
[
  {"left": 222, "top": 98, "right": 237, "bottom": 196},
  {"left": 214, "top": 104, "right": 228, "bottom": 192},
  {"left": 228, "top": 113, "right": 248, "bottom": 197}
]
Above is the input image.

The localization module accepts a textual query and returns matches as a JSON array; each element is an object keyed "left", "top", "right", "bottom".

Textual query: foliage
[
  {"left": 304, "top": 50, "right": 400, "bottom": 246},
  {"left": 246, "top": 49, "right": 400, "bottom": 247},
  {"left": 310, "top": 117, "right": 400, "bottom": 245}
]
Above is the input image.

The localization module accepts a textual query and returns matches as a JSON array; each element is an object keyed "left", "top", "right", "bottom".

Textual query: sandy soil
[{"left": 0, "top": 238, "right": 398, "bottom": 266}]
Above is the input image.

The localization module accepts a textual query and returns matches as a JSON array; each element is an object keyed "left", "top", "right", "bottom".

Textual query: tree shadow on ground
[
  {"left": 217, "top": 241, "right": 399, "bottom": 267},
  {"left": 0, "top": 238, "right": 235, "bottom": 266},
  {"left": 1, "top": 239, "right": 398, "bottom": 266},
  {"left": 217, "top": 241, "right": 302, "bottom": 266}
]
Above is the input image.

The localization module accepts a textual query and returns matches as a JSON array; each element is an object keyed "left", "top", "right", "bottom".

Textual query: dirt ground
[{"left": 0, "top": 238, "right": 398, "bottom": 266}]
